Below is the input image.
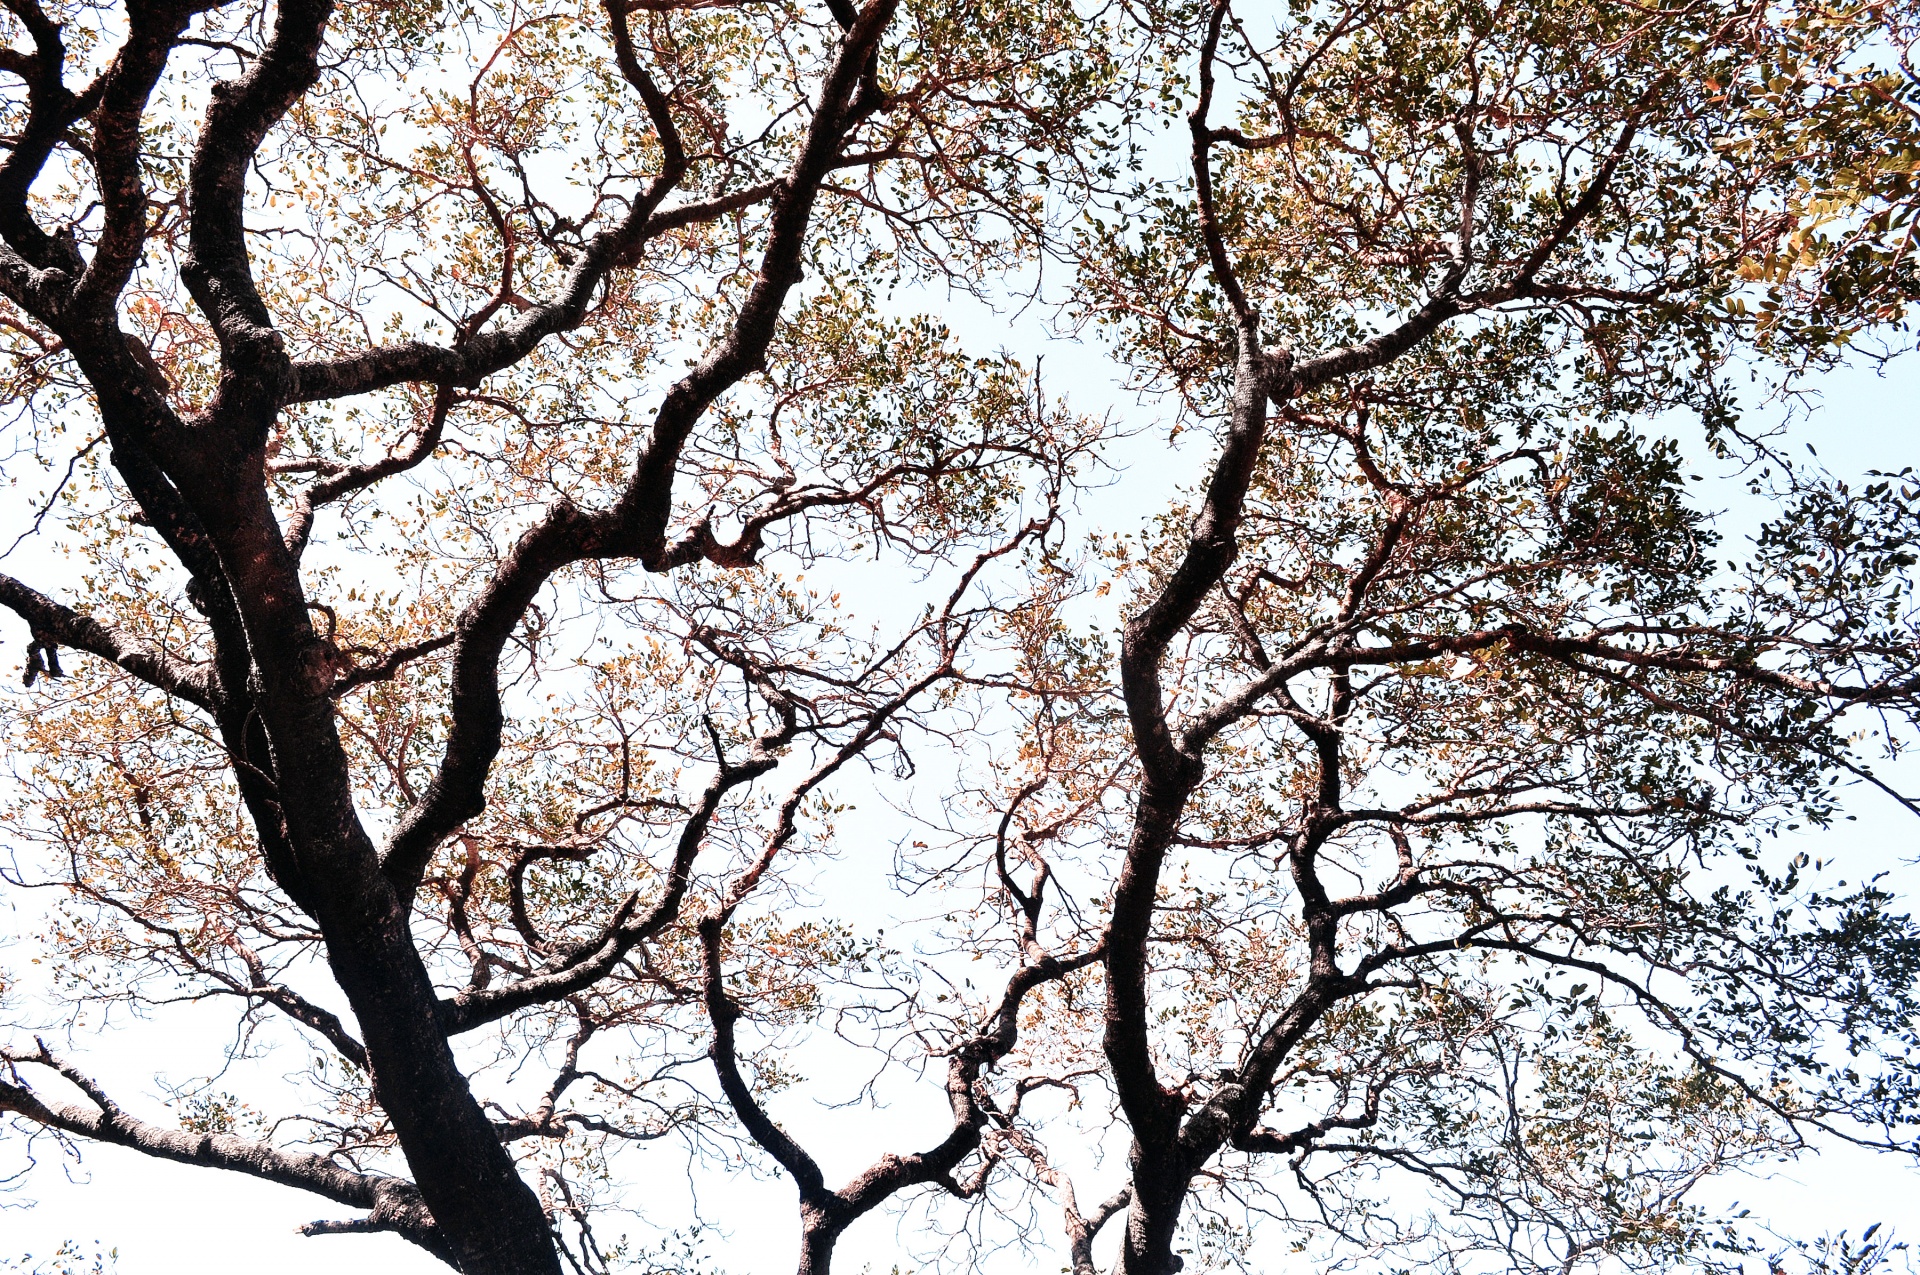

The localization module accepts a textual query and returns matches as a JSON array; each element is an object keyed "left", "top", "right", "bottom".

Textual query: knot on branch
[
  {"left": 227, "top": 321, "right": 289, "bottom": 370},
  {"left": 22, "top": 630, "right": 62, "bottom": 686},
  {"left": 1261, "top": 347, "right": 1297, "bottom": 400},
  {"left": 300, "top": 1179, "right": 448, "bottom": 1261}
]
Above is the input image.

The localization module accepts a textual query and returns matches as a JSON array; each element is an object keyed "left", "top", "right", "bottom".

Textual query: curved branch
[
  {"left": 380, "top": 0, "right": 901, "bottom": 903},
  {"left": 177, "top": 0, "right": 331, "bottom": 382},
  {"left": 0, "top": 0, "right": 104, "bottom": 276},
  {"left": 1063, "top": 1180, "right": 1132, "bottom": 1275},
  {"left": 437, "top": 684, "right": 798, "bottom": 1034}
]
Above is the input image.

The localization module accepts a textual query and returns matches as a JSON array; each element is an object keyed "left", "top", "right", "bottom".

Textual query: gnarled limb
[{"left": 0, "top": 573, "right": 215, "bottom": 708}]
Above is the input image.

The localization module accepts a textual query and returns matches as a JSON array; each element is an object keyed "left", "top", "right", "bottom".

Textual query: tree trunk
[
  {"left": 795, "top": 1208, "right": 843, "bottom": 1275},
  {"left": 322, "top": 894, "right": 561, "bottom": 1274},
  {"left": 1115, "top": 1156, "right": 1189, "bottom": 1275}
]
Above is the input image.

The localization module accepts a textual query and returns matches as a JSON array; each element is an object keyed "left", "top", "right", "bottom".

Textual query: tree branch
[
  {"left": 0, "top": 1043, "right": 448, "bottom": 1261},
  {"left": 379, "top": 0, "right": 901, "bottom": 904},
  {"left": 0, "top": 572, "right": 215, "bottom": 708}
]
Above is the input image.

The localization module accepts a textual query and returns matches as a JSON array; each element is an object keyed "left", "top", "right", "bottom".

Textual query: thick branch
[
  {"left": 0, "top": 1045, "right": 446, "bottom": 1261},
  {"left": 0, "top": 573, "right": 215, "bottom": 708},
  {"left": 0, "top": 0, "right": 103, "bottom": 276},
  {"left": 177, "top": 0, "right": 331, "bottom": 385},
  {"left": 1063, "top": 1181, "right": 1132, "bottom": 1275},
  {"left": 73, "top": 3, "right": 210, "bottom": 319}
]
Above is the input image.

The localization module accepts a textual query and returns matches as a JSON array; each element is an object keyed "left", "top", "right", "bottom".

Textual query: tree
[{"left": 0, "top": 1, "right": 1916, "bottom": 1273}]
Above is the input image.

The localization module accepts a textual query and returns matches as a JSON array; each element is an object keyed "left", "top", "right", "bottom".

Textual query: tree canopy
[{"left": 1, "top": 1, "right": 1919, "bottom": 1273}]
